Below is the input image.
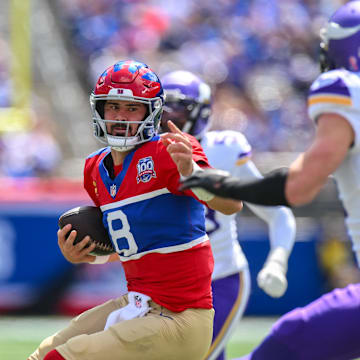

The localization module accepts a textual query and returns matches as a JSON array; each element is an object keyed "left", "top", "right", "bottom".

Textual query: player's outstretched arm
[
  {"left": 180, "top": 167, "right": 289, "bottom": 206},
  {"left": 161, "top": 120, "right": 242, "bottom": 215},
  {"left": 181, "top": 113, "right": 354, "bottom": 208}
]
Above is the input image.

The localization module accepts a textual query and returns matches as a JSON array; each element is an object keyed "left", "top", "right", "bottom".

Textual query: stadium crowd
[
  {"left": 0, "top": 0, "right": 346, "bottom": 178},
  {"left": 56, "top": 0, "right": 344, "bottom": 152}
]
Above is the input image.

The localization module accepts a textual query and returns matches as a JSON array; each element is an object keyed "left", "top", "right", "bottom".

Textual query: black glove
[{"left": 179, "top": 169, "right": 235, "bottom": 199}]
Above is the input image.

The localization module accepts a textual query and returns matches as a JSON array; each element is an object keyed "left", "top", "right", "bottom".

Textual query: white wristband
[
  {"left": 89, "top": 255, "right": 110, "bottom": 264},
  {"left": 181, "top": 161, "right": 215, "bottom": 202}
]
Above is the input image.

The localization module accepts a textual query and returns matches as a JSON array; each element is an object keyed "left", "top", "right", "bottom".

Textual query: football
[{"left": 58, "top": 206, "right": 115, "bottom": 256}]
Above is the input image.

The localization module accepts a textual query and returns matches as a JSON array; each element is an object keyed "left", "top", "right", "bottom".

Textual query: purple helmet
[
  {"left": 161, "top": 70, "right": 211, "bottom": 140},
  {"left": 320, "top": 1, "right": 360, "bottom": 72}
]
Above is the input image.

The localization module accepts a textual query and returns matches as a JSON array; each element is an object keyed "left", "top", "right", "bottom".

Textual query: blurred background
[{"left": 1, "top": 0, "right": 359, "bottom": 358}]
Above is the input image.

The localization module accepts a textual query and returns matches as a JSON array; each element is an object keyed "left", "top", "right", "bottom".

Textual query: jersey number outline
[
  {"left": 205, "top": 208, "right": 220, "bottom": 236},
  {"left": 106, "top": 210, "right": 138, "bottom": 256}
]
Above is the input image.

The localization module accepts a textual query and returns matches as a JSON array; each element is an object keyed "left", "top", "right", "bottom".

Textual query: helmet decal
[
  {"left": 320, "top": 1, "right": 360, "bottom": 72},
  {"left": 113, "top": 61, "right": 146, "bottom": 74}
]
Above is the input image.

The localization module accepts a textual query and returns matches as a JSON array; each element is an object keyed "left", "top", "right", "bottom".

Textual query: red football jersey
[{"left": 84, "top": 135, "right": 214, "bottom": 312}]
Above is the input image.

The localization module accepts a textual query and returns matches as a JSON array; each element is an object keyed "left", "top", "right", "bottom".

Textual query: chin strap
[{"left": 111, "top": 145, "right": 135, "bottom": 152}]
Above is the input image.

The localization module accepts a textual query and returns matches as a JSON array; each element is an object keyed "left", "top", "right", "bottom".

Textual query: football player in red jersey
[{"left": 28, "top": 60, "right": 242, "bottom": 360}]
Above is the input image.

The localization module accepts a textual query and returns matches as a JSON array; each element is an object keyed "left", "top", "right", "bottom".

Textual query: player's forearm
[
  {"left": 220, "top": 168, "right": 290, "bottom": 206},
  {"left": 286, "top": 146, "right": 338, "bottom": 206},
  {"left": 207, "top": 196, "right": 243, "bottom": 215},
  {"left": 246, "top": 199, "right": 296, "bottom": 244},
  {"left": 268, "top": 208, "right": 296, "bottom": 252},
  {"left": 180, "top": 167, "right": 291, "bottom": 206},
  {"left": 285, "top": 168, "right": 325, "bottom": 206},
  {"left": 109, "top": 253, "right": 120, "bottom": 262}
]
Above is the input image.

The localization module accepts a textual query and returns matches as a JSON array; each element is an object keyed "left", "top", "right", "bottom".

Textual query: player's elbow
[
  {"left": 227, "top": 200, "right": 243, "bottom": 214},
  {"left": 286, "top": 183, "right": 320, "bottom": 206}
]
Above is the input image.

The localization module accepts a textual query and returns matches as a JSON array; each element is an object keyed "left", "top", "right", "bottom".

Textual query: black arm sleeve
[{"left": 219, "top": 168, "right": 290, "bottom": 207}]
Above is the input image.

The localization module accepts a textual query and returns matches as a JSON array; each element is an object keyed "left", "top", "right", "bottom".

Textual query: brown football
[{"left": 58, "top": 206, "right": 115, "bottom": 256}]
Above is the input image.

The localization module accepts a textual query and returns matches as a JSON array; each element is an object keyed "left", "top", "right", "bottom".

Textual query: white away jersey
[
  {"left": 201, "top": 131, "right": 295, "bottom": 280},
  {"left": 308, "top": 69, "right": 360, "bottom": 256}
]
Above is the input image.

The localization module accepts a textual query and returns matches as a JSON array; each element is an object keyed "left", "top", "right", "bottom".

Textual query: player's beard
[{"left": 110, "top": 123, "right": 135, "bottom": 137}]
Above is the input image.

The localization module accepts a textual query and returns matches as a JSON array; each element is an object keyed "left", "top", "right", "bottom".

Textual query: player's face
[
  {"left": 161, "top": 101, "right": 188, "bottom": 132},
  {"left": 104, "top": 100, "right": 147, "bottom": 136}
]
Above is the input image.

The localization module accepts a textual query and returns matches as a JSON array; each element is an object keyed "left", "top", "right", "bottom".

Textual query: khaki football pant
[{"left": 28, "top": 294, "right": 214, "bottom": 360}]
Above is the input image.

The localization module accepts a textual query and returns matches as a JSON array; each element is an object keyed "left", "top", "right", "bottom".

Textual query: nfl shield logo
[
  {"left": 134, "top": 295, "right": 142, "bottom": 308},
  {"left": 110, "top": 184, "right": 117, "bottom": 198}
]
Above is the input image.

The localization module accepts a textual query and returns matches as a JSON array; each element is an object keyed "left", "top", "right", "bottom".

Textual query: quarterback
[{"left": 28, "top": 60, "right": 242, "bottom": 360}]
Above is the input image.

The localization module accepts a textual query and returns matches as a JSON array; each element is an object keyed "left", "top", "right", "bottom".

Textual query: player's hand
[
  {"left": 179, "top": 168, "right": 231, "bottom": 196},
  {"left": 57, "top": 224, "right": 96, "bottom": 264},
  {"left": 257, "top": 247, "right": 289, "bottom": 298},
  {"left": 160, "top": 120, "right": 194, "bottom": 177}
]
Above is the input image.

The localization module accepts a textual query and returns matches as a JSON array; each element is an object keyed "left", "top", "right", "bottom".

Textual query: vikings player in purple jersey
[
  {"left": 161, "top": 71, "right": 296, "bottom": 360},
  {"left": 182, "top": 2, "right": 360, "bottom": 359}
]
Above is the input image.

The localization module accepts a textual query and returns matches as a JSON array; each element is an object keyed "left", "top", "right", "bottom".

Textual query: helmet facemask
[
  {"left": 319, "top": 29, "right": 336, "bottom": 73},
  {"left": 90, "top": 93, "right": 163, "bottom": 152}
]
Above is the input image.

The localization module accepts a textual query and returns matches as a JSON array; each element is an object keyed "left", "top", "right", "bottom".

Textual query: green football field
[{"left": 0, "top": 316, "right": 275, "bottom": 360}]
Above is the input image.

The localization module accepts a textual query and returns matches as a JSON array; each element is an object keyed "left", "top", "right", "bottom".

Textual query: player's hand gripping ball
[{"left": 58, "top": 206, "right": 115, "bottom": 256}]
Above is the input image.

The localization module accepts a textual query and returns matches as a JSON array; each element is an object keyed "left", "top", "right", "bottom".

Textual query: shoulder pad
[
  {"left": 86, "top": 147, "right": 110, "bottom": 160},
  {"left": 206, "top": 130, "right": 252, "bottom": 153},
  {"left": 309, "top": 69, "right": 353, "bottom": 105}
]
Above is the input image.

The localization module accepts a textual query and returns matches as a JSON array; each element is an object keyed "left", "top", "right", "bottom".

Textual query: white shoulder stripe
[
  {"left": 119, "top": 235, "right": 209, "bottom": 262},
  {"left": 100, "top": 187, "right": 170, "bottom": 211}
]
